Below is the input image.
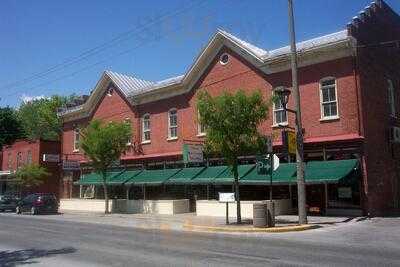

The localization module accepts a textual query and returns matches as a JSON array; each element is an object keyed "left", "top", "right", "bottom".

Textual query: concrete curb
[{"left": 183, "top": 223, "right": 319, "bottom": 233}]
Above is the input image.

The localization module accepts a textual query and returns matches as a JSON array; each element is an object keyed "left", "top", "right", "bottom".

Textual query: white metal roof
[
  {"left": 105, "top": 70, "right": 154, "bottom": 96},
  {"left": 268, "top": 30, "right": 348, "bottom": 58},
  {"left": 217, "top": 29, "right": 269, "bottom": 59}
]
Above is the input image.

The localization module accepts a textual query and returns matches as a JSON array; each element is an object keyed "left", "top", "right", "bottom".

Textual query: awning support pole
[
  {"left": 207, "top": 184, "right": 209, "bottom": 200},
  {"left": 324, "top": 182, "right": 328, "bottom": 212},
  {"left": 79, "top": 185, "right": 83, "bottom": 199},
  {"left": 143, "top": 185, "right": 146, "bottom": 201},
  {"left": 126, "top": 186, "right": 130, "bottom": 200}
]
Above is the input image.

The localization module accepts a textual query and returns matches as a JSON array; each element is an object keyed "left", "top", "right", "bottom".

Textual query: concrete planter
[
  {"left": 60, "top": 198, "right": 190, "bottom": 215},
  {"left": 195, "top": 199, "right": 292, "bottom": 218}
]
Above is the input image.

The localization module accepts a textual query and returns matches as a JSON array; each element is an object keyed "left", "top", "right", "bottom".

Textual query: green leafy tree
[
  {"left": 80, "top": 120, "right": 131, "bottom": 214},
  {"left": 15, "top": 164, "right": 50, "bottom": 188},
  {"left": 197, "top": 90, "right": 270, "bottom": 223},
  {"left": 0, "top": 106, "right": 25, "bottom": 147},
  {"left": 18, "top": 95, "right": 75, "bottom": 141}
]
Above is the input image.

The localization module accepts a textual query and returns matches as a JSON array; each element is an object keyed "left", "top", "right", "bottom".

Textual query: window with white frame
[
  {"left": 168, "top": 109, "right": 178, "bottom": 139},
  {"left": 27, "top": 150, "right": 32, "bottom": 164},
  {"left": 197, "top": 109, "right": 206, "bottom": 135},
  {"left": 273, "top": 89, "right": 288, "bottom": 125},
  {"left": 320, "top": 78, "right": 338, "bottom": 119},
  {"left": 142, "top": 114, "right": 151, "bottom": 142},
  {"left": 124, "top": 118, "right": 132, "bottom": 145},
  {"left": 16, "top": 152, "right": 22, "bottom": 168},
  {"left": 388, "top": 79, "right": 396, "bottom": 117},
  {"left": 73, "top": 128, "right": 80, "bottom": 151},
  {"left": 7, "top": 152, "right": 12, "bottom": 170}
]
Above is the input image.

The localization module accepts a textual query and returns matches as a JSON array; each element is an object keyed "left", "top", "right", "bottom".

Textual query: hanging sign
[
  {"left": 42, "top": 154, "right": 60, "bottom": 163},
  {"left": 282, "top": 130, "right": 296, "bottom": 155},
  {"left": 219, "top": 192, "right": 235, "bottom": 203},
  {"left": 62, "top": 160, "right": 80, "bottom": 171},
  {"left": 183, "top": 144, "right": 204, "bottom": 163}
]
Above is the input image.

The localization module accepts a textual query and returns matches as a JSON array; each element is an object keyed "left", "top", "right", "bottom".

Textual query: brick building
[
  {"left": 0, "top": 140, "right": 61, "bottom": 197},
  {"left": 58, "top": 0, "right": 400, "bottom": 216}
]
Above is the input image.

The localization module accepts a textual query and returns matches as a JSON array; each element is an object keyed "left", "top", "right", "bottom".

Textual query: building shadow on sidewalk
[{"left": 0, "top": 247, "right": 76, "bottom": 266}]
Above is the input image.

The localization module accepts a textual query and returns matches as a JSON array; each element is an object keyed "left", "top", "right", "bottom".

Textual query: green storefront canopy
[
  {"left": 76, "top": 170, "right": 137, "bottom": 186},
  {"left": 304, "top": 159, "right": 359, "bottom": 184},
  {"left": 190, "top": 165, "right": 228, "bottom": 184},
  {"left": 75, "top": 159, "right": 359, "bottom": 187},
  {"left": 110, "top": 170, "right": 143, "bottom": 185},
  {"left": 214, "top": 164, "right": 255, "bottom": 184},
  {"left": 125, "top": 168, "right": 182, "bottom": 186},
  {"left": 240, "top": 163, "right": 297, "bottom": 185},
  {"left": 166, "top": 167, "right": 206, "bottom": 185}
]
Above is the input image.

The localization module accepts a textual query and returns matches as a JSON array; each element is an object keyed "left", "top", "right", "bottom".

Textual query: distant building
[
  {"left": 58, "top": 0, "right": 400, "bottom": 216},
  {"left": 0, "top": 140, "right": 61, "bottom": 197}
]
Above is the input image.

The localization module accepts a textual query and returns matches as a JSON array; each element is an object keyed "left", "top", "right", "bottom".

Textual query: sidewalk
[{"left": 33, "top": 211, "right": 357, "bottom": 233}]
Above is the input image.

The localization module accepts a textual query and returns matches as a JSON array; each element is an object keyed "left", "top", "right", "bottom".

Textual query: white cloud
[{"left": 20, "top": 94, "right": 46, "bottom": 103}]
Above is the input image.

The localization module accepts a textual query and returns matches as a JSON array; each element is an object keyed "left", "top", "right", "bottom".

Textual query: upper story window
[
  {"left": 320, "top": 78, "right": 339, "bottom": 120},
  {"left": 388, "top": 79, "right": 396, "bottom": 117},
  {"left": 168, "top": 109, "right": 178, "bottom": 139},
  {"left": 16, "top": 152, "right": 23, "bottom": 169},
  {"left": 197, "top": 109, "right": 206, "bottom": 136},
  {"left": 27, "top": 150, "right": 32, "bottom": 164},
  {"left": 273, "top": 88, "right": 288, "bottom": 126},
  {"left": 73, "top": 128, "right": 80, "bottom": 152},
  {"left": 124, "top": 118, "right": 132, "bottom": 145},
  {"left": 7, "top": 152, "right": 12, "bottom": 171},
  {"left": 142, "top": 114, "right": 151, "bottom": 143}
]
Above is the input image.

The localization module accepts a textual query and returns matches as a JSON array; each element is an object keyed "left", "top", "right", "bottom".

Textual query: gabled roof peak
[
  {"left": 104, "top": 70, "right": 154, "bottom": 96},
  {"left": 216, "top": 29, "right": 269, "bottom": 59}
]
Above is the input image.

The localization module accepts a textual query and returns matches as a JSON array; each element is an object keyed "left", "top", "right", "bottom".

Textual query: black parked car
[
  {"left": 0, "top": 194, "right": 19, "bottom": 212},
  {"left": 16, "top": 193, "right": 58, "bottom": 215}
]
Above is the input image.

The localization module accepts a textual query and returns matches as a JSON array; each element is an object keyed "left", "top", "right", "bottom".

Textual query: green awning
[
  {"left": 305, "top": 159, "right": 359, "bottom": 184},
  {"left": 166, "top": 167, "right": 206, "bottom": 184},
  {"left": 125, "top": 168, "right": 182, "bottom": 186},
  {"left": 214, "top": 164, "right": 255, "bottom": 184},
  {"left": 76, "top": 171, "right": 127, "bottom": 186},
  {"left": 190, "top": 165, "right": 228, "bottom": 184},
  {"left": 240, "top": 163, "right": 297, "bottom": 185},
  {"left": 109, "top": 170, "right": 143, "bottom": 185}
]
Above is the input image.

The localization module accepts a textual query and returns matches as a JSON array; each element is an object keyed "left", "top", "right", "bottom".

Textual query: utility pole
[{"left": 288, "top": 0, "right": 307, "bottom": 224}]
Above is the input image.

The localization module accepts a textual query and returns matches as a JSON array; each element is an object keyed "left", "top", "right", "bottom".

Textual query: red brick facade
[
  {"left": 60, "top": 0, "right": 400, "bottom": 215},
  {"left": 1, "top": 140, "right": 61, "bottom": 197}
]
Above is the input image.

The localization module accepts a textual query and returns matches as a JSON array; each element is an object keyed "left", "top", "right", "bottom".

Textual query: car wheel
[
  {"left": 30, "top": 207, "right": 38, "bottom": 215},
  {"left": 16, "top": 207, "right": 21, "bottom": 214}
]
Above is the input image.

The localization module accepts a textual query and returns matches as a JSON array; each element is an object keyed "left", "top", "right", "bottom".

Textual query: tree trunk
[
  {"left": 233, "top": 163, "right": 241, "bottom": 224},
  {"left": 102, "top": 172, "right": 109, "bottom": 214}
]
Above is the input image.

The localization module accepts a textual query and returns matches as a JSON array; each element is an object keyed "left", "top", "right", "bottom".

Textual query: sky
[{"left": 1, "top": 0, "right": 399, "bottom": 107}]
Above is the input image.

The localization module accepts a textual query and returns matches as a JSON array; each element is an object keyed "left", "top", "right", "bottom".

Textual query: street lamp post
[{"left": 274, "top": 0, "right": 308, "bottom": 225}]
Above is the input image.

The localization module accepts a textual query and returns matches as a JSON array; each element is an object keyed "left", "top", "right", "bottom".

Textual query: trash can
[
  {"left": 266, "top": 201, "right": 275, "bottom": 227},
  {"left": 253, "top": 203, "right": 267, "bottom": 227}
]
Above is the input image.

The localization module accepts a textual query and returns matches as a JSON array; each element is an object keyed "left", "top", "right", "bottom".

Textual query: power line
[
  {"left": 0, "top": 0, "right": 206, "bottom": 92},
  {"left": 2, "top": 7, "right": 224, "bottom": 99},
  {"left": 2, "top": 0, "right": 245, "bottom": 100}
]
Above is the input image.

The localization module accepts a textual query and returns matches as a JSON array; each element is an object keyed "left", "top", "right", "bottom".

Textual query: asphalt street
[{"left": 0, "top": 213, "right": 399, "bottom": 267}]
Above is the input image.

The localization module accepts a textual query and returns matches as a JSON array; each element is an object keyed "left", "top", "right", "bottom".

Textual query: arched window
[
  {"left": 73, "top": 128, "right": 80, "bottom": 151},
  {"left": 197, "top": 109, "right": 206, "bottom": 136},
  {"left": 124, "top": 118, "right": 132, "bottom": 145},
  {"left": 168, "top": 109, "right": 178, "bottom": 139},
  {"left": 142, "top": 114, "right": 151, "bottom": 143},
  {"left": 320, "top": 77, "right": 339, "bottom": 120},
  {"left": 273, "top": 87, "right": 288, "bottom": 125}
]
